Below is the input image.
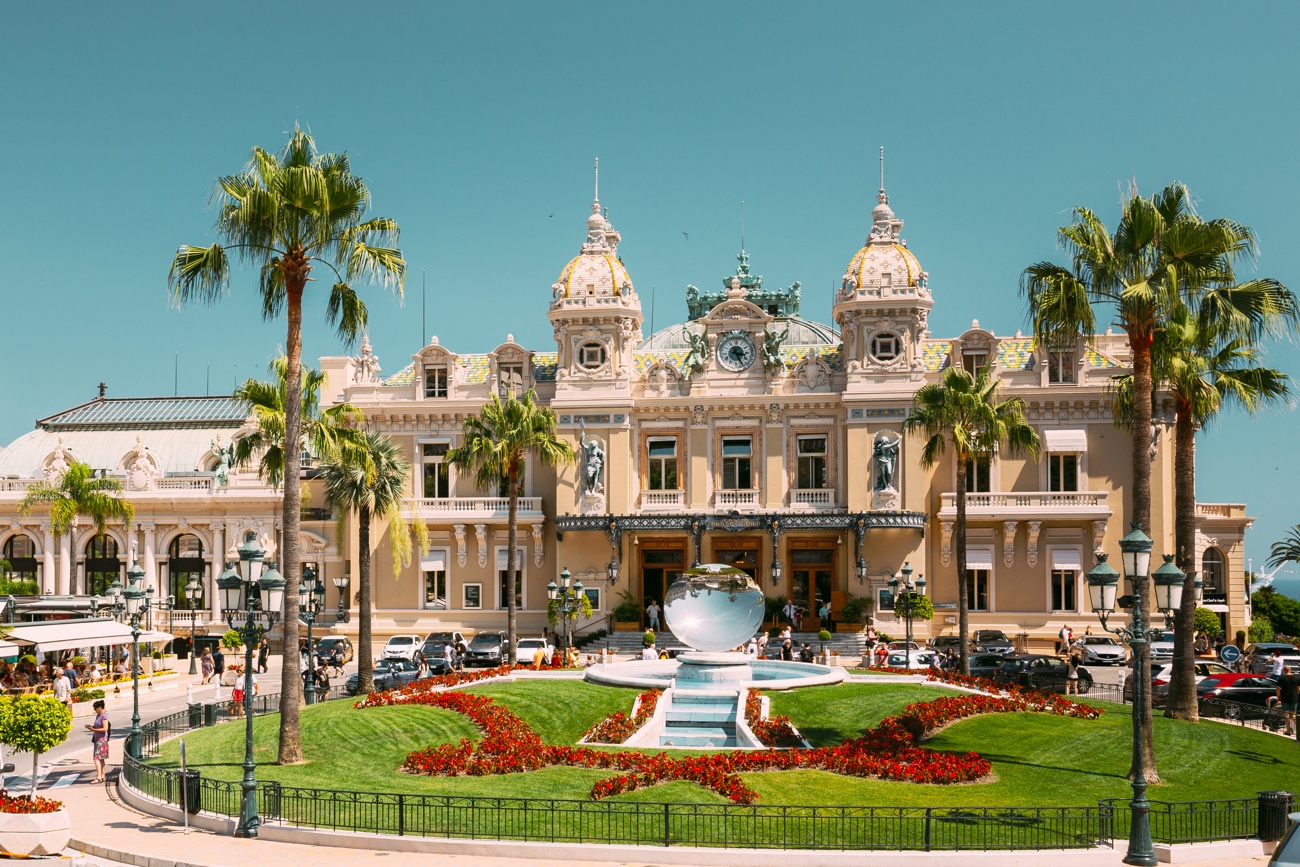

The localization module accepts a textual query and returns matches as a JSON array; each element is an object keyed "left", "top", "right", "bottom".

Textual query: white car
[
  {"left": 1150, "top": 630, "right": 1176, "bottom": 660},
  {"left": 381, "top": 634, "right": 425, "bottom": 661},
  {"left": 516, "top": 637, "right": 555, "bottom": 662},
  {"left": 1074, "top": 636, "right": 1128, "bottom": 665},
  {"left": 886, "top": 649, "right": 936, "bottom": 669}
]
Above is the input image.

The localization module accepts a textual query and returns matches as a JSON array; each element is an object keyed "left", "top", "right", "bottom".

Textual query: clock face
[{"left": 716, "top": 332, "right": 757, "bottom": 372}]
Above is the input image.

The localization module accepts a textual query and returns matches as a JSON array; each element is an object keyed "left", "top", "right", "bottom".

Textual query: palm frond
[
  {"left": 325, "top": 282, "right": 369, "bottom": 344},
  {"left": 168, "top": 244, "right": 230, "bottom": 306}
]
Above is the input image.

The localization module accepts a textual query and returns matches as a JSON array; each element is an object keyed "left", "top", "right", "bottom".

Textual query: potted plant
[
  {"left": 838, "top": 595, "right": 871, "bottom": 632},
  {"left": 0, "top": 696, "right": 72, "bottom": 856},
  {"left": 611, "top": 589, "right": 641, "bottom": 632},
  {"left": 764, "top": 595, "right": 788, "bottom": 629}
]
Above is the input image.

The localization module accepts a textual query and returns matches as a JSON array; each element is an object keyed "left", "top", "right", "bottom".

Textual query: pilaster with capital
[
  {"left": 58, "top": 531, "right": 71, "bottom": 596},
  {"left": 1002, "top": 521, "right": 1018, "bottom": 567},
  {"left": 1025, "top": 521, "right": 1042, "bottom": 567},
  {"left": 453, "top": 524, "right": 467, "bottom": 568},
  {"left": 41, "top": 523, "right": 55, "bottom": 596},
  {"left": 209, "top": 522, "right": 225, "bottom": 622},
  {"left": 940, "top": 521, "right": 953, "bottom": 567},
  {"left": 531, "top": 524, "right": 544, "bottom": 568},
  {"left": 141, "top": 523, "right": 157, "bottom": 593},
  {"left": 474, "top": 524, "right": 488, "bottom": 569}
]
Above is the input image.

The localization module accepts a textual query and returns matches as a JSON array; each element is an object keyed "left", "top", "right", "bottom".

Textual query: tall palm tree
[
  {"left": 169, "top": 127, "right": 405, "bottom": 764},
  {"left": 1021, "top": 181, "right": 1253, "bottom": 782},
  {"left": 319, "top": 431, "right": 424, "bottom": 695},
  {"left": 19, "top": 461, "right": 134, "bottom": 593},
  {"left": 1268, "top": 526, "right": 1300, "bottom": 570},
  {"left": 233, "top": 355, "right": 367, "bottom": 489},
  {"left": 447, "top": 390, "right": 574, "bottom": 664},
  {"left": 905, "top": 366, "right": 1040, "bottom": 675}
]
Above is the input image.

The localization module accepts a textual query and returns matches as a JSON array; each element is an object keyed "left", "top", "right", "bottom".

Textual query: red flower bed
[
  {"left": 360, "top": 666, "right": 1103, "bottom": 803},
  {"left": 744, "top": 689, "right": 802, "bottom": 748},
  {"left": 583, "top": 689, "right": 661, "bottom": 744},
  {"left": 0, "top": 791, "right": 62, "bottom": 814}
]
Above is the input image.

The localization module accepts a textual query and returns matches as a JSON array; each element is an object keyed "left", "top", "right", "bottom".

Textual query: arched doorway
[
  {"left": 169, "top": 534, "right": 206, "bottom": 609},
  {"left": 84, "top": 536, "right": 121, "bottom": 596},
  {"left": 2, "top": 534, "right": 40, "bottom": 592}
]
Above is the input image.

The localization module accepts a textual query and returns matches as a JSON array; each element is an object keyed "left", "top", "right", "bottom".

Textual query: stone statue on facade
[
  {"left": 209, "top": 436, "right": 235, "bottom": 487},
  {"left": 871, "top": 431, "right": 902, "bottom": 510},
  {"left": 352, "top": 335, "right": 382, "bottom": 385},
  {"left": 578, "top": 420, "right": 605, "bottom": 496},
  {"left": 682, "top": 326, "right": 708, "bottom": 377},
  {"left": 761, "top": 324, "right": 789, "bottom": 375}
]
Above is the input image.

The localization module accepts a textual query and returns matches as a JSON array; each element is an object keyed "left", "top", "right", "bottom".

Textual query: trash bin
[
  {"left": 203, "top": 702, "right": 218, "bottom": 727},
  {"left": 179, "top": 769, "right": 201, "bottom": 814},
  {"left": 187, "top": 703, "right": 203, "bottom": 728},
  {"left": 1258, "top": 790, "right": 1294, "bottom": 841}
]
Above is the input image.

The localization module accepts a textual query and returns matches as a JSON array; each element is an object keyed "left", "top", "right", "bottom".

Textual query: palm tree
[
  {"left": 1268, "top": 526, "right": 1300, "bottom": 570},
  {"left": 168, "top": 127, "right": 405, "bottom": 764},
  {"left": 233, "top": 355, "right": 367, "bottom": 489},
  {"left": 319, "top": 431, "right": 424, "bottom": 695},
  {"left": 1021, "top": 181, "right": 1254, "bottom": 782},
  {"left": 447, "top": 390, "right": 574, "bottom": 664},
  {"left": 19, "top": 461, "right": 134, "bottom": 593},
  {"left": 904, "top": 366, "right": 1040, "bottom": 675}
]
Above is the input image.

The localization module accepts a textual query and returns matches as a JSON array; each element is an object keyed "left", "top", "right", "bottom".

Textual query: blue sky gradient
[{"left": 2, "top": 2, "right": 1297, "bottom": 580}]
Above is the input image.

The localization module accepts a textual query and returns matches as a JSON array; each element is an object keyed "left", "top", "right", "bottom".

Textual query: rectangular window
[
  {"left": 462, "top": 583, "right": 482, "bottom": 609},
  {"left": 1051, "top": 570, "right": 1077, "bottom": 612},
  {"left": 796, "top": 435, "right": 828, "bottom": 489},
  {"left": 965, "top": 569, "right": 990, "bottom": 611},
  {"left": 422, "top": 443, "right": 450, "bottom": 499},
  {"left": 498, "top": 364, "right": 524, "bottom": 399},
  {"left": 496, "top": 547, "right": 525, "bottom": 610},
  {"left": 964, "top": 454, "right": 991, "bottom": 493},
  {"left": 963, "top": 352, "right": 988, "bottom": 376},
  {"left": 647, "top": 437, "right": 679, "bottom": 490},
  {"left": 1048, "top": 351, "right": 1075, "bottom": 384},
  {"left": 424, "top": 366, "right": 448, "bottom": 398},
  {"left": 1049, "top": 454, "right": 1079, "bottom": 492},
  {"left": 721, "top": 436, "right": 753, "bottom": 490},
  {"left": 422, "top": 550, "right": 448, "bottom": 610}
]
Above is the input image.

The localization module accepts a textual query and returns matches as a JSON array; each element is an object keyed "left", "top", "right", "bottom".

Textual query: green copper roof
[{"left": 38, "top": 397, "right": 250, "bottom": 430}]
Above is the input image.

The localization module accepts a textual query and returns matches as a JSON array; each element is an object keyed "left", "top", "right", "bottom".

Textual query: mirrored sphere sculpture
[{"left": 663, "top": 563, "right": 764, "bottom": 652}]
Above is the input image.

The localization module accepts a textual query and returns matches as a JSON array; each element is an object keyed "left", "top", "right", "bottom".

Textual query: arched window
[
  {"left": 169, "top": 534, "right": 206, "bottom": 609},
  {"left": 1201, "top": 548, "right": 1225, "bottom": 594},
  {"left": 2, "top": 534, "right": 40, "bottom": 589},
  {"left": 84, "top": 535, "right": 121, "bottom": 597}
]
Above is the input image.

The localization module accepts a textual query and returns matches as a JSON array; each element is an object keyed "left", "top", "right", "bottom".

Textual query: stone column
[
  {"left": 141, "top": 523, "right": 158, "bottom": 594},
  {"left": 41, "top": 524, "right": 55, "bottom": 595},
  {"left": 58, "top": 531, "right": 72, "bottom": 596},
  {"left": 209, "top": 522, "right": 224, "bottom": 623}
]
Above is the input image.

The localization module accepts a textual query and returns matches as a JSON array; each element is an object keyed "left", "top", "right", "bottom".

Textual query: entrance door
[
  {"left": 790, "top": 544, "right": 834, "bottom": 624},
  {"left": 713, "top": 537, "right": 761, "bottom": 582},
  {"left": 640, "top": 542, "right": 685, "bottom": 613}
]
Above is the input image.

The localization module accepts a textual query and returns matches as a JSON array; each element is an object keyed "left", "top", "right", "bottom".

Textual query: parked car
[
  {"left": 463, "top": 631, "right": 507, "bottom": 667},
  {"left": 516, "top": 637, "right": 555, "bottom": 663},
  {"left": 1137, "top": 661, "right": 1235, "bottom": 704},
  {"left": 381, "top": 634, "right": 424, "bottom": 661},
  {"left": 1073, "top": 636, "right": 1127, "bottom": 666},
  {"left": 967, "top": 653, "right": 1009, "bottom": 678},
  {"left": 885, "top": 649, "right": 937, "bottom": 669},
  {"left": 1196, "top": 673, "right": 1280, "bottom": 717},
  {"left": 970, "top": 630, "right": 1015, "bottom": 657},
  {"left": 416, "top": 641, "right": 455, "bottom": 673},
  {"left": 993, "top": 655, "right": 1094, "bottom": 694},
  {"left": 928, "top": 635, "right": 964, "bottom": 652},
  {"left": 1246, "top": 643, "right": 1300, "bottom": 675},
  {"left": 313, "top": 636, "right": 354, "bottom": 666},
  {"left": 423, "top": 630, "right": 467, "bottom": 650},
  {"left": 1149, "top": 630, "right": 1177, "bottom": 661},
  {"left": 888, "top": 640, "right": 924, "bottom": 652},
  {"left": 1267, "top": 811, "right": 1300, "bottom": 866},
  {"left": 345, "top": 658, "right": 422, "bottom": 695}
]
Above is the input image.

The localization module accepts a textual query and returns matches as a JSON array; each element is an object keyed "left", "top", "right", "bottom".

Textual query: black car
[
  {"left": 344, "top": 658, "right": 422, "bottom": 695},
  {"left": 993, "top": 654, "right": 1093, "bottom": 694},
  {"left": 1196, "top": 674, "right": 1280, "bottom": 718},
  {"left": 971, "top": 630, "right": 1016, "bottom": 657},
  {"left": 417, "top": 641, "right": 455, "bottom": 673},
  {"left": 967, "top": 653, "right": 1009, "bottom": 678},
  {"left": 463, "top": 631, "right": 507, "bottom": 667},
  {"left": 313, "top": 636, "right": 354, "bottom": 666}
]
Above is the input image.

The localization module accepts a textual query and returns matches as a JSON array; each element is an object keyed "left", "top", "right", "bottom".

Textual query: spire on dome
[
  {"left": 592, "top": 156, "right": 600, "bottom": 215},
  {"left": 868, "top": 146, "right": 902, "bottom": 244}
]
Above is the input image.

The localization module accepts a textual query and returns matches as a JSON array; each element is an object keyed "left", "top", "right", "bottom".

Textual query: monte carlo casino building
[{"left": 0, "top": 183, "right": 1254, "bottom": 648}]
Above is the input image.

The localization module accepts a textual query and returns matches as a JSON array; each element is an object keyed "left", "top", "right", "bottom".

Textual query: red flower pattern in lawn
[
  {"left": 582, "top": 689, "right": 661, "bottom": 743},
  {"left": 356, "top": 665, "right": 1103, "bottom": 803}
]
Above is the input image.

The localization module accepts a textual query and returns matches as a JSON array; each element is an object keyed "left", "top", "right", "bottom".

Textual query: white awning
[
  {"left": 1050, "top": 548, "right": 1084, "bottom": 571},
  {"left": 965, "top": 548, "right": 995, "bottom": 571},
  {"left": 421, "top": 551, "right": 447, "bottom": 572},
  {"left": 7, "top": 618, "right": 134, "bottom": 654},
  {"left": 1044, "top": 428, "right": 1088, "bottom": 452},
  {"left": 138, "top": 630, "right": 174, "bottom": 647},
  {"left": 0, "top": 641, "right": 18, "bottom": 659}
]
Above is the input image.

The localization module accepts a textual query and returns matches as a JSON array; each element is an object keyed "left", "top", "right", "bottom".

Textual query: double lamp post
[
  {"left": 547, "top": 567, "right": 584, "bottom": 654},
  {"left": 299, "top": 566, "right": 326, "bottom": 704},
  {"left": 887, "top": 563, "right": 925, "bottom": 668},
  {"left": 93, "top": 555, "right": 153, "bottom": 761}
]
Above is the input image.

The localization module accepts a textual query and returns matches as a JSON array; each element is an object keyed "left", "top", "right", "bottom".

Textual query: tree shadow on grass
[
  {"left": 1222, "top": 748, "right": 1285, "bottom": 765},
  {"left": 977, "top": 753, "right": 1125, "bottom": 782}
]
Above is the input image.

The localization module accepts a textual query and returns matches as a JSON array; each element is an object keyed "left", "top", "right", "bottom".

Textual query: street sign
[{"left": 1219, "top": 644, "right": 1241, "bottom": 663}]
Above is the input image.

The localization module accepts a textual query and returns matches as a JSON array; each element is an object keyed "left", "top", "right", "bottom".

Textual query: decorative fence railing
[{"left": 121, "top": 689, "right": 1280, "bottom": 851}]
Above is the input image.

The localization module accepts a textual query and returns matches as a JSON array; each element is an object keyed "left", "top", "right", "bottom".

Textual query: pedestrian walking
[
  {"left": 1066, "top": 653, "right": 1081, "bottom": 695},
  {"left": 1058, "top": 624, "right": 1071, "bottom": 654},
  {"left": 257, "top": 638, "right": 270, "bottom": 674},
  {"left": 200, "top": 648, "right": 214, "bottom": 684},
  {"left": 818, "top": 600, "right": 832, "bottom": 630},
  {"left": 1276, "top": 665, "right": 1299, "bottom": 737},
  {"left": 86, "top": 699, "right": 110, "bottom": 783},
  {"left": 52, "top": 667, "right": 73, "bottom": 710},
  {"left": 645, "top": 599, "right": 661, "bottom": 631},
  {"left": 213, "top": 647, "right": 226, "bottom": 682}
]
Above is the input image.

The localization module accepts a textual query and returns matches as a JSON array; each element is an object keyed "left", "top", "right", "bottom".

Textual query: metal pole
[
  {"left": 127, "top": 617, "right": 142, "bottom": 759},
  {"left": 1124, "top": 574, "right": 1156, "bottom": 866},
  {"left": 235, "top": 609, "right": 260, "bottom": 838},
  {"left": 304, "top": 607, "right": 316, "bottom": 705},
  {"left": 188, "top": 597, "right": 198, "bottom": 676}
]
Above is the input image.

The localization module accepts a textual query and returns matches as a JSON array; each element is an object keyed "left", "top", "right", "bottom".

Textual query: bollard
[
  {"left": 1258, "top": 790, "right": 1294, "bottom": 842},
  {"left": 202, "top": 702, "right": 218, "bottom": 727},
  {"left": 187, "top": 703, "right": 202, "bottom": 728}
]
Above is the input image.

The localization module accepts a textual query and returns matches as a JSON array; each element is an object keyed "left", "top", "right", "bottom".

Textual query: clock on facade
[{"left": 716, "top": 331, "right": 757, "bottom": 372}]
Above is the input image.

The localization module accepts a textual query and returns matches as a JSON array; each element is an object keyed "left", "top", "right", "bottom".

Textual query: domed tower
[
  {"left": 832, "top": 163, "right": 933, "bottom": 385},
  {"left": 548, "top": 161, "right": 643, "bottom": 398}
]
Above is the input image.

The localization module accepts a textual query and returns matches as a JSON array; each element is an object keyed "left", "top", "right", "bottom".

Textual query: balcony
[
  {"left": 791, "top": 488, "right": 837, "bottom": 510},
  {"left": 1196, "top": 503, "right": 1248, "bottom": 519},
  {"left": 639, "top": 490, "right": 685, "bottom": 511},
  {"left": 714, "top": 490, "right": 758, "bottom": 509},
  {"left": 405, "top": 496, "right": 543, "bottom": 521},
  {"left": 938, "top": 490, "right": 1111, "bottom": 521}
]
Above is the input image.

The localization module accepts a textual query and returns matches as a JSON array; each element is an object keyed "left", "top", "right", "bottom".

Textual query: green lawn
[{"left": 153, "top": 681, "right": 1300, "bottom": 808}]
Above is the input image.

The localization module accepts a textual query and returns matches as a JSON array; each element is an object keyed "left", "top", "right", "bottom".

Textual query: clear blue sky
[{"left": 2, "top": 2, "right": 1298, "bottom": 578}]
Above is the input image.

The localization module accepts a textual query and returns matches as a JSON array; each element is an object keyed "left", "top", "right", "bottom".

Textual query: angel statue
[
  {"left": 761, "top": 324, "right": 790, "bottom": 374},
  {"left": 209, "top": 436, "right": 236, "bottom": 487},
  {"left": 682, "top": 326, "right": 708, "bottom": 376},
  {"left": 578, "top": 419, "right": 605, "bottom": 495}
]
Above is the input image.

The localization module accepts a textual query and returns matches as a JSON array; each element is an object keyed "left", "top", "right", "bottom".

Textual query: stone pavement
[{"left": 43, "top": 740, "right": 1273, "bottom": 867}]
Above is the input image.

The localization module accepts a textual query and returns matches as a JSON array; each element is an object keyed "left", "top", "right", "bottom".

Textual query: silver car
[
  {"left": 1149, "top": 630, "right": 1176, "bottom": 661},
  {"left": 1075, "top": 636, "right": 1127, "bottom": 665}
]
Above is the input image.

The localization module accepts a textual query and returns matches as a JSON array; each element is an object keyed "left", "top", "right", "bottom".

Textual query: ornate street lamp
[
  {"left": 298, "top": 566, "right": 326, "bottom": 704},
  {"left": 218, "top": 531, "right": 285, "bottom": 839},
  {"left": 770, "top": 558, "right": 783, "bottom": 587},
  {"left": 547, "top": 567, "right": 585, "bottom": 656},
  {"left": 606, "top": 556, "right": 619, "bottom": 586},
  {"left": 122, "top": 558, "right": 150, "bottom": 760},
  {"left": 855, "top": 557, "right": 868, "bottom": 585},
  {"left": 887, "top": 562, "right": 925, "bottom": 668},
  {"left": 1086, "top": 524, "right": 1183, "bottom": 867},
  {"left": 332, "top": 573, "right": 350, "bottom": 623},
  {"left": 184, "top": 577, "right": 201, "bottom": 675}
]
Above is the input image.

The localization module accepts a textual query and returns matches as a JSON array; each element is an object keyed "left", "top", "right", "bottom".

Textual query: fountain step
[
  {"left": 658, "top": 724, "right": 739, "bottom": 748},
  {"left": 665, "top": 710, "right": 733, "bottom": 724}
]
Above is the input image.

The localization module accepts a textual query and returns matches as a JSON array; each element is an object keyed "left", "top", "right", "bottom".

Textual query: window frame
[
  {"left": 1048, "top": 453, "right": 1080, "bottom": 492},
  {"left": 424, "top": 365, "right": 449, "bottom": 398},
  {"left": 646, "top": 436, "right": 680, "bottom": 491},
  {"left": 1201, "top": 547, "right": 1225, "bottom": 593},
  {"left": 720, "top": 435, "right": 754, "bottom": 491},
  {"left": 498, "top": 363, "right": 525, "bottom": 399},
  {"left": 578, "top": 342, "right": 607, "bottom": 370},
  {"left": 795, "top": 434, "right": 828, "bottom": 490},
  {"left": 964, "top": 454, "right": 992, "bottom": 493},
  {"left": 421, "top": 441, "right": 452, "bottom": 499},
  {"left": 871, "top": 332, "right": 900, "bottom": 362},
  {"left": 422, "top": 548, "right": 450, "bottom": 610},
  {"left": 495, "top": 545, "right": 527, "bottom": 610},
  {"left": 962, "top": 352, "right": 989, "bottom": 376},
  {"left": 1047, "top": 351, "right": 1076, "bottom": 384}
]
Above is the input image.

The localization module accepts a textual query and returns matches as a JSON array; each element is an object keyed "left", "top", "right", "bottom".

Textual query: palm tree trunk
[
  {"left": 277, "top": 276, "right": 305, "bottom": 765},
  {"left": 357, "top": 505, "right": 374, "bottom": 694},
  {"left": 1165, "top": 404, "right": 1199, "bottom": 721},
  {"left": 1128, "top": 336, "right": 1159, "bottom": 783},
  {"left": 955, "top": 453, "right": 970, "bottom": 676},
  {"left": 506, "top": 464, "right": 518, "bottom": 666}
]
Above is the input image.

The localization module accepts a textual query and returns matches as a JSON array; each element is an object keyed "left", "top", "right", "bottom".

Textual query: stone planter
[
  {"left": 0, "top": 809, "right": 71, "bottom": 856},
  {"left": 834, "top": 622, "right": 860, "bottom": 633},
  {"left": 614, "top": 620, "right": 641, "bottom": 633}
]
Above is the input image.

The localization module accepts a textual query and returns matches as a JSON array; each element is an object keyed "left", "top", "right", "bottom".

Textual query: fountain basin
[{"left": 584, "top": 657, "right": 846, "bottom": 691}]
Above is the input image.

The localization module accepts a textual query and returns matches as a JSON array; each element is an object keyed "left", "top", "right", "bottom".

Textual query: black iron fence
[{"left": 120, "top": 690, "right": 1272, "bottom": 852}]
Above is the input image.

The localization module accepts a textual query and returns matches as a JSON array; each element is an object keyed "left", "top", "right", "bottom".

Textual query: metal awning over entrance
[{"left": 5, "top": 618, "right": 173, "bottom": 655}]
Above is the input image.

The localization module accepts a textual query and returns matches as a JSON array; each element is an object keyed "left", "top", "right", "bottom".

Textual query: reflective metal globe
[{"left": 663, "top": 563, "right": 765, "bottom": 653}]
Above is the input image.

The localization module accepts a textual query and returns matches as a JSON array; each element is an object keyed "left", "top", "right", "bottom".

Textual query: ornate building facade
[{"left": 0, "top": 180, "right": 1254, "bottom": 647}]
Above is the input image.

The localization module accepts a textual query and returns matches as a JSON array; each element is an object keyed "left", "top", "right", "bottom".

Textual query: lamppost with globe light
[
  {"left": 333, "top": 573, "right": 350, "bottom": 623},
  {"left": 546, "top": 568, "right": 585, "bottom": 655},
  {"left": 1084, "top": 524, "right": 1186, "bottom": 867},
  {"left": 184, "top": 576, "right": 202, "bottom": 675},
  {"left": 299, "top": 566, "right": 326, "bottom": 704},
  {"left": 115, "top": 556, "right": 154, "bottom": 760},
  {"left": 216, "top": 531, "right": 285, "bottom": 839},
  {"left": 887, "top": 563, "right": 925, "bottom": 668}
]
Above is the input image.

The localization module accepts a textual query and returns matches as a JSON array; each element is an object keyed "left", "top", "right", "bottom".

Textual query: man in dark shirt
[{"left": 1277, "top": 665, "right": 1300, "bottom": 738}]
